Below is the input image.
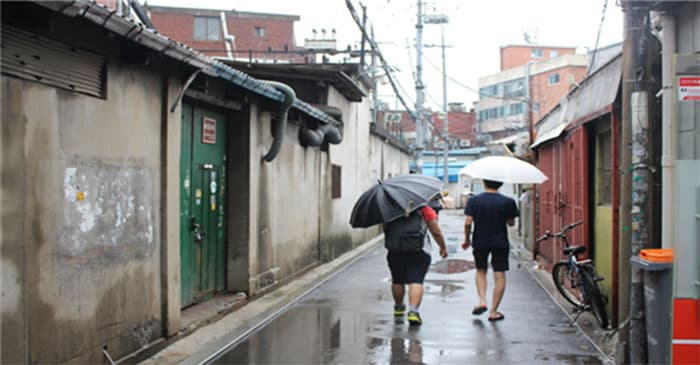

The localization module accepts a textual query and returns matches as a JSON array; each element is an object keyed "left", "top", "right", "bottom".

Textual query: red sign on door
[{"left": 202, "top": 117, "right": 216, "bottom": 144}]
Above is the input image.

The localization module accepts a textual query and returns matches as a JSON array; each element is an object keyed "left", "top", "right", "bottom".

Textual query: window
[
  {"left": 254, "top": 26, "right": 267, "bottom": 37},
  {"left": 548, "top": 73, "right": 560, "bottom": 86},
  {"left": 509, "top": 103, "right": 523, "bottom": 115},
  {"left": 503, "top": 78, "right": 525, "bottom": 98},
  {"left": 550, "top": 50, "right": 558, "bottom": 58},
  {"left": 331, "top": 165, "right": 341, "bottom": 199},
  {"left": 479, "top": 84, "right": 501, "bottom": 99},
  {"left": 193, "top": 17, "right": 221, "bottom": 41},
  {"left": 531, "top": 49, "right": 543, "bottom": 58},
  {"left": 598, "top": 129, "right": 612, "bottom": 204}
]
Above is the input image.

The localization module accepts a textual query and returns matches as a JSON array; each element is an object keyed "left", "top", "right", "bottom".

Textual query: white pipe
[
  {"left": 220, "top": 11, "right": 233, "bottom": 59},
  {"left": 660, "top": 13, "right": 676, "bottom": 249}
]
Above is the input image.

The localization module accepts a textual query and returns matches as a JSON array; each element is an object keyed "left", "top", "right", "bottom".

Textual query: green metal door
[{"left": 180, "top": 103, "right": 226, "bottom": 307}]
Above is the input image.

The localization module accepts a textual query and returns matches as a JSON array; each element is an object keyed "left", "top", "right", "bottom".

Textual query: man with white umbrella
[
  {"left": 459, "top": 155, "right": 547, "bottom": 321},
  {"left": 462, "top": 179, "right": 519, "bottom": 322}
]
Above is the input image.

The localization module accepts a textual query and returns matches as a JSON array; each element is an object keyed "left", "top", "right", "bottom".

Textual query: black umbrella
[{"left": 350, "top": 174, "right": 442, "bottom": 228}]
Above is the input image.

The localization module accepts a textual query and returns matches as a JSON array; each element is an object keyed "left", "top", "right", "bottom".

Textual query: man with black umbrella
[
  {"left": 349, "top": 174, "right": 448, "bottom": 326},
  {"left": 384, "top": 204, "right": 448, "bottom": 326}
]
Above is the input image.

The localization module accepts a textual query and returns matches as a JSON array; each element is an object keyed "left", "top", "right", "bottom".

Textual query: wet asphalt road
[{"left": 212, "top": 210, "right": 606, "bottom": 364}]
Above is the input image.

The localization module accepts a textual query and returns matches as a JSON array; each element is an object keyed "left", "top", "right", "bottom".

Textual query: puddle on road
[
  {"left": 534, "top": 352, "right": 603, "bottom": 363},
  {"left": 430, "top": 258, "right": 475, "bottom": 274}
]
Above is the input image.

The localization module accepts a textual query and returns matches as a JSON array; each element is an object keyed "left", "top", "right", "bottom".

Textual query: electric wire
[{"left": 588, "top": 0, "right": 609, "bottom": 73}]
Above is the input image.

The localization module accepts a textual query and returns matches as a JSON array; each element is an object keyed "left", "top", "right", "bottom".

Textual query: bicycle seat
[{"left": 563, "top": 245, "right": 586, "bottom": 255}]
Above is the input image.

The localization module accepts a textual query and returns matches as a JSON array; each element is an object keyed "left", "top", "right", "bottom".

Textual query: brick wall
[
  {"left": 530, "top": 65, "right": 588, "bottom": 122},
  {"left": 500, "top": 45, "right": 577, "bottom": 71},
  {"left": 149, "top": 8, "right": 304, "bottom": 62}
]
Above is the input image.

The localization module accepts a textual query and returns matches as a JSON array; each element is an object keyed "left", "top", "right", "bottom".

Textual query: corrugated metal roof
[
  {"left": 533, "top": 53, "right": 622, "bottom": 148},
  {"left": 32, "top": 0, "right": 341, "bottom": 128}
]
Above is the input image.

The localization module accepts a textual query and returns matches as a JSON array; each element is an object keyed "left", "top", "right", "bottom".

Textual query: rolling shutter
[{"left": 1, "top": 24, "right": 106, "bottom": 98}]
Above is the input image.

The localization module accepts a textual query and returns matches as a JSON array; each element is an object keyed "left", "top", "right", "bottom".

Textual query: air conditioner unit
[{"left": 459, "top": 139, "right": 471, "bottom": 147}]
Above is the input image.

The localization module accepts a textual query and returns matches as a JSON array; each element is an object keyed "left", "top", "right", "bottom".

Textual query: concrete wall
[
  {"left": 1, "top": 59, "right": 173, "bottom": 362},
  {"left": 245, "top": 83, "right": 410, "bottom": 295}
]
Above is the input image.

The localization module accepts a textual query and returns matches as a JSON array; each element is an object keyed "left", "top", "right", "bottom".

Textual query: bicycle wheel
[
  {"left": 580, "top": 266, "right": 609, "bottom": 328},
  {"left": 552, "top": 262, "right": 585, "bottom": 309}
]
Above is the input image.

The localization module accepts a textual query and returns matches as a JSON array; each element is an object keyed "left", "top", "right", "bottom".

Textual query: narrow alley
[{"left": 148, "top": 210, "right": 609, "bottom": 364}]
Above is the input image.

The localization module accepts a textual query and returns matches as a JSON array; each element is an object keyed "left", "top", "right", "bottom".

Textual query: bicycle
[{"left": 536, "top": 221, "right": 609, "bottom": 329}]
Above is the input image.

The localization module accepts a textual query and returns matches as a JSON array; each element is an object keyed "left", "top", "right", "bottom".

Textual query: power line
[
  {"left": 423, "top": 52, "right": 529, "bottom": 104},
  {"left": 345, "top": 0, "right": 418, "bottom": 122},
  {"left": 588, "top": 0, "right": 609, "bottom": 71}
]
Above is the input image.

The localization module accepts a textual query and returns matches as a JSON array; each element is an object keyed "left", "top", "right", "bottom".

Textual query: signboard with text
[
  {"left": 678, "top": 76, "right": 700, "bottom": 101},
  {"left": 202, "top": 117, "right": 216, "bottom": 144}
]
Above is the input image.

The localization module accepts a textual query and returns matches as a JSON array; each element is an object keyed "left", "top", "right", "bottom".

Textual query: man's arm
[
  {"left": 462, "top": 215, "right": 473, "bottom": 250},
  {"left": 427, "top": 219, "right": 448, "bottom": 258}
]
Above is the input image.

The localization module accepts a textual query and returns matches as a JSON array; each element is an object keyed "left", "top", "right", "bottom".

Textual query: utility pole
[
  {"left": 414, "top": 0, "right": 425, "bottom": 174},
  {"left": 440, "top": 25, "right": 448, "bottom": 187},
  {"left": 620, "top": 1, "right": 652, "bottom": 363},
  {"left": 424, "top": 13, "right": 449, "bottom": 185},
  {"left": 370, "top": 26, "right": 378, "bottom": 126},
  {"left": 360, "top": 4, "right": 367, "bottom": 68}
]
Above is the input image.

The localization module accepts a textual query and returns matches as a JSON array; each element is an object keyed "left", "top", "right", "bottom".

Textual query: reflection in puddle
[
  {"left": 423, "top": 279, "right": 464, "bottom": 297},
  {"left": 430, "top": 259, "right": 475, "bottom": 274}
]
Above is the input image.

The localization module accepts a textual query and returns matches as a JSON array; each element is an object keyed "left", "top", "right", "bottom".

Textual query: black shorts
[
  {"left": 387, "top": 251, "right": 431, "bottom": 284},
  {"left": 473, "top": 247, "right": 510, "bottom": 271}
]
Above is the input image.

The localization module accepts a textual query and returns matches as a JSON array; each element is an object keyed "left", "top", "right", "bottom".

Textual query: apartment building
[{"left": 476, "top": 45, "right": 588, "bottom": 141}]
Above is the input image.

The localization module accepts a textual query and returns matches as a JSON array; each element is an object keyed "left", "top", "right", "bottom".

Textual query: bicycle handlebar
[{"left": 535, "top": 221, "right": 583, "bottom": 242}]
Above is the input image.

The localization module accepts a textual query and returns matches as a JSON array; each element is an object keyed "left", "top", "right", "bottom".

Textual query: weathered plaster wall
[
  {"left": 326, "top": 88, "right": 410, "bottom": 259},
  {"left": 247, "top": 86, "right": 409, "bottom": 295},
  {"left": 248, "top": 104, "right": 323, "bottom": 293},
  {"left": 1, "top": 60, "right": 165, "bottom": 362}
]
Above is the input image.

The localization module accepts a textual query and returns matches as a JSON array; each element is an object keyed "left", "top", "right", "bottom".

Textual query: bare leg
[
  {"left": 489, "top": 271, "right": 506, "bottom": 316},
  {"left": 392, "top": 284, "right": 405, "bottom": 306},
  {"left": 475, "top": 268, "right": 488, "bottom": 307},
  {"left": 408, "top": 283, "right": 424, "bottom": 308}
]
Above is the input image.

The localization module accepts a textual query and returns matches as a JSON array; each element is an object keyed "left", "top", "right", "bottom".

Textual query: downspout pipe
[
  {"left": 659, "top": 12, "right": 676, "bottom": 250},
  {"left": 220, "top": 11, "right": 233, "bottom": 59},
  {"left": 262, "top": 81, "right": 296, "bottom": 162}
]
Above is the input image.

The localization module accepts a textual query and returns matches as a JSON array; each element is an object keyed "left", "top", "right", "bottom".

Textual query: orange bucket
[{"left": 640, "top": 248, "right": 674, "bottom": 263}]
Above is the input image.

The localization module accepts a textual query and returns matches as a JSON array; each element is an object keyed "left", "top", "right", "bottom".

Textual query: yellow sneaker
[
  {"left": 394, "top": 304, "right": 406, "bottom": 316},
  {"left": 407, "top": 311, "right": 422, "bottom": 326}
]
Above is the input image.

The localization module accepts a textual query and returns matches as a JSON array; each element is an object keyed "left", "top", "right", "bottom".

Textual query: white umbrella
[{"left": 459, "top": 156, "right": 548, "bottom": 184}]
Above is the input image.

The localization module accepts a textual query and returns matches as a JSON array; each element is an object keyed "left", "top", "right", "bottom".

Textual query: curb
[{"left": 141, "top": 234, "right": 384, "bottom": 364}]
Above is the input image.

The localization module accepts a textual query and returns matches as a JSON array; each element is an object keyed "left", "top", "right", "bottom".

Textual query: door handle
[{"left": 191, "top": 217, "right": 203, "bottom": 243}]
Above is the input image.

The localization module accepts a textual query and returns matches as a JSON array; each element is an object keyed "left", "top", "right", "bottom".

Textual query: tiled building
[
  {"left": 476, "top": 45, "right": 588, "bottom": 142},
  {"left": 147, "top": 5, "right": 305, "bottom": 62}
]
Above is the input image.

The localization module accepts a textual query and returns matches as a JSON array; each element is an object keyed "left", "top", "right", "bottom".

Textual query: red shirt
[{"left": 421, "top": 206, "right": 437, "bottom": 222}]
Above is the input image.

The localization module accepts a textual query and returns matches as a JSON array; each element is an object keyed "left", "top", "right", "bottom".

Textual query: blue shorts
[
  {"left": 473, "top": 247, "right": 510, "bottom": 271},
  {"left": 387, "top": 251, "right": 431, "bottom": 284}
]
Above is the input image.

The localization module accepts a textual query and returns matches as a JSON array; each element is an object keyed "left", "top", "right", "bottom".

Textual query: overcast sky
[{"left": 148, "top": 0, "right": 624, "bottom": 110}]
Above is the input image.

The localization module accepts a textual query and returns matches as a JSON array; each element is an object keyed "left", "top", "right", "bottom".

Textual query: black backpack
[{"left": 384, "top": 209, "right": 428, "bottom": 252}]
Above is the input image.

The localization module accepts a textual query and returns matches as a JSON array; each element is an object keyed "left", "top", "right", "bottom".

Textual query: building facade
[
  {"left": 0, "top": 1, "right": 409, "bottom": 363},
  {"left": 148, "top": 5, "right": 305, "bottom": 62},
  {"left": 476, "top": 45, "right": 588, "bottom": 142}
]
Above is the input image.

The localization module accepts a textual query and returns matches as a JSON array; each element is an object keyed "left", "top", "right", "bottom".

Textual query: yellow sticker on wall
[
  {"left": 195, "top": 189, "right": 202, "bottom": 198},
  {"left": 211, "top": 196, "right": 216, "bottom": 211},
  {"left": 76, "top": 191, "right": 85, "bottom": 201}
]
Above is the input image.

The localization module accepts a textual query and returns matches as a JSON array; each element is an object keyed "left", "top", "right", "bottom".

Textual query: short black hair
[{"left": 484, "top": 179, "right": 503, "bottom": 189}]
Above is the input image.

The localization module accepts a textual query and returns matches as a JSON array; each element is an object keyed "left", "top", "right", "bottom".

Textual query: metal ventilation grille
[{"left": 1, "top": 25, "right": 106, "bottom": 98}]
